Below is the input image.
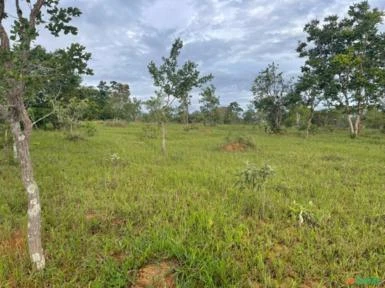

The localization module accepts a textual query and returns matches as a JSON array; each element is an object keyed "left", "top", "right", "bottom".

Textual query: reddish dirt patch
[
  {"left": 131, "top": 261, "right": 177, "bottom": 288},
  {"left": 85, "top": 211, "right": 98, "bottom": 220},
  {"left": 222, "top": 142, "right": 248, "bottom": 152},
  {"left": 0, "top": 230, "right": 25, "bottom": 252}
]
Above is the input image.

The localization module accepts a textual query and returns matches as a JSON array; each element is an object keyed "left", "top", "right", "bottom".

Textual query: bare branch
[
  {"left": 32, "top": 111, "right": 55, "bottom": 126},
  {"left": 32, "top": 85, "right": 62, "bottom": 126},
  {"left": 15, "top": 0, "right": 23, "bottom": 20}
]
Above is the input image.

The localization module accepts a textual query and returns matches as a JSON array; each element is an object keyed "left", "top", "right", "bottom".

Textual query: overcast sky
[{"left": 34, "top": 0, "right": 385, "bottom": 109}]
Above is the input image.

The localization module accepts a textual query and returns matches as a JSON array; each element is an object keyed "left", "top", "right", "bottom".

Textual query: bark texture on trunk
[
  {"left": 1, "top": 0, "right": 46, "bottom": 270},
  {"left": 8, "top": 86, "right": 45, "bottom": 271}
]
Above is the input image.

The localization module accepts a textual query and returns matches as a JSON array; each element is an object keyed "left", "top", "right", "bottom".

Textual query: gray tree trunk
[
  {"left": 305, "top": 109, "right": 314, "bottom": 138},
  {"left": 7, "top": 82, "right": 45, "bottom": 270},
  {"left": 161, "top": 121, "right": 167, "bottom": 156},
  {"left": 348, "top": 114, "right": 361, "bottom": 137},
  {"left": 12, "top": 122, "right": 20, "bottom": 160},
  {"left": 10, "top": 118, "right": 45, "bottom": 270},
  {"left": 296, "top": 112, "right": 301, "bottom": 129},
  {"left": 13, "top": 140, "right": 18, "bottom": 160},
  {"left": 354, "top": 114, "right": 361, "bottom": 136}
]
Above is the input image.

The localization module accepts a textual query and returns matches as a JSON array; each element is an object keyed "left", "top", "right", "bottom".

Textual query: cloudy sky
[{"left": 34, "top": 0, "right": 385, "bottom": 108}]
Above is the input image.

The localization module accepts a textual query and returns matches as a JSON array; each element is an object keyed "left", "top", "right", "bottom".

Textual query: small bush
[
  {"left": 236, "top": 163, "right": 275, "bottom": 219},
  {"left": 288, "top": 201, "right": 327, "bottom": 227},
  {"left": 65, "top": 132, "right": 85, "bottom": 142},
  {"left": 236, "top": 163, "right": 274, "bottom": 192},
  {"left": 82, "top": 122, "right": 97, "bottom": 137}
]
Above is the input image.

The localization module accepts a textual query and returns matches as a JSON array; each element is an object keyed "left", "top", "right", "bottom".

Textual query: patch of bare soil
[
  {"left": 0, "top": 230, "right": 25, "bottom": 253},
  {"left": 131, "top": 261, "right": 177, "bottom": 288},
  {"left": 222, "top": 142, "right": 248, "bottom": 152}
]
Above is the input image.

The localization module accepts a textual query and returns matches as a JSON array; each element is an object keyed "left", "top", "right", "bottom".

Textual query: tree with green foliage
[
  {"left": 224, "top": 101, "right": 243, "bottom": 124},
  {"left": 242, "top": 104, "right": 257, "bottom": 124},
  {"left": 25, "top": 44, "right": 92, "bottom": 128},
  {"left": 148, "top": 38, "right": 213, "bottom": 154},
  {"left": 251, "top": 63, "right": 292, "bottom": 133},
  {"left": 199, "top": 84, "right": 220, "bottom": 125},
  {"left": 293, "top": 70, "right": 322, "bottom": 137},
  {"left": 297, "top": 1, "right": 385, "bottom": 137},
  {"left": 0, "top": 0, "right": 91, "bottom": 270},
  {"left": 56, "top": 97, "right": 89, "bottom": 136},
  {"left": 108, "top": 81, "right": 130, "bottom": 121}
]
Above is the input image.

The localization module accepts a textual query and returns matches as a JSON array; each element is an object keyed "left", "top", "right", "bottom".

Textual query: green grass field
[{"left": 1, "top": 123, "right": 384, "bottom": 287}]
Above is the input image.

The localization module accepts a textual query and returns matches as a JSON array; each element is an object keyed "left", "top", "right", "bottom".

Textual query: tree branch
[
  {"left": 15, "top": 0, "right": 23, "bottom": 20},
  {"left": 32, "top": 110, "right": 55, "bottom": 126},
  {"left": 29, "top": 0, "right": 44, "bottom": 27},
  {"left": 0, "top": 0, "right": 10, "bottom": 51}
]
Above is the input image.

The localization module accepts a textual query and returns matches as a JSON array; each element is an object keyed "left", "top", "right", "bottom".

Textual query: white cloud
[{"left": 23, "top": 0, "right": 385, "bottom": 107}]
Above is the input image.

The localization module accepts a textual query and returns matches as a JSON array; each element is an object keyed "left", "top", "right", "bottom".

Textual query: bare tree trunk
[
  {"left": 185, "top": 102, "right": 189, "bottom": 128},
  {"left": 13, "top": 139, "right": 18, "bottom": 160},
  {"left": 348, "top": 114, "right": 356, "bottom": 137},
  {"left": 354, "top": 114, "right": 361, "bottom": 137},
  {"left": 296, "top": 112, "right": 300, "bottom": 129},
  {"left": 306, "top": 108, "right": 314, "bottom": 138},
  {"left": 161, "top": 121, "right": 167, "bottom": 156},
  {"left": 8, "top": 88, "right": 45, "bottom": 271}
]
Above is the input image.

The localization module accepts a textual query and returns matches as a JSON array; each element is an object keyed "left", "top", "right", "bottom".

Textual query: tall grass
[{"left": 1, "top": 123, "right": 384, "bottom": 287}]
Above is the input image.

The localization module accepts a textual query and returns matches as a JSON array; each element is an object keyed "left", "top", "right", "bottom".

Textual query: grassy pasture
[{"left": 0, "top": 123, "right": 384, "bottom": 287}]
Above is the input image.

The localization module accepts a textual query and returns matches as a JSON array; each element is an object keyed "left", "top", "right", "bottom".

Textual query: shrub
[
  {"left": 83, "top": 122, "right": 97, "bottom": 137},
  {"left": 236, "top": 163, "right": 275, "bottom": 218}
]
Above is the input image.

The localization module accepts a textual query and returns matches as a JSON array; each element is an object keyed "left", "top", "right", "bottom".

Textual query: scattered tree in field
[
  {"left": 293, "top": 70, "right": 322, "bottom": 137},
  {"left": 88, "top": 81, "right": 142, "bottom": 122},
  {"left": 108, "top": 81, "right": 131, "bottom": 121},
  {"left": 0, "top": 0, "right": 91, "bottom": 270},
  {"left": 297, "top": 1, "right": 385, "bottom": 137},
  {"left": 57, "top": 97, "right": 89, "bottom": 136},
  {"left": 224, "top": 101, "right": 243, "bottom": 124},
  {"left": 251, "top": 63, "right": 292, "bottom": 133},
  {"left": 148, "top": 38, "right": 213, "bottom": 154},
  {"left": 242, "top": 104, "right": 257, "bottom": 124},
  {"left": 26, "top": 45, "right": 92, "bottom": 128},
  {"left": 199, "top": 85, "right": 220, "bottom": 125}
]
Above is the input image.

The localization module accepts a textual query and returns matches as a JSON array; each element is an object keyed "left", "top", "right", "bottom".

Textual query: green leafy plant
[
  {"left": 288, "top": 201, "right": 322, "bottom": 227},
  {"left": 82, "top": 122, "right": 97, "bottom": 137},
  {"left": 236, "top": 163, "right": 274, "bottom": 218},
  {"left": 236, "top": 163, "right": 274, "bottom": 192}
]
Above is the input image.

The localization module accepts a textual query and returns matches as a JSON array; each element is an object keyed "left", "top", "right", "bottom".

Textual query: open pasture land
[{"left": 1, "top": 124, "right": 385, "bottom": 287}]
